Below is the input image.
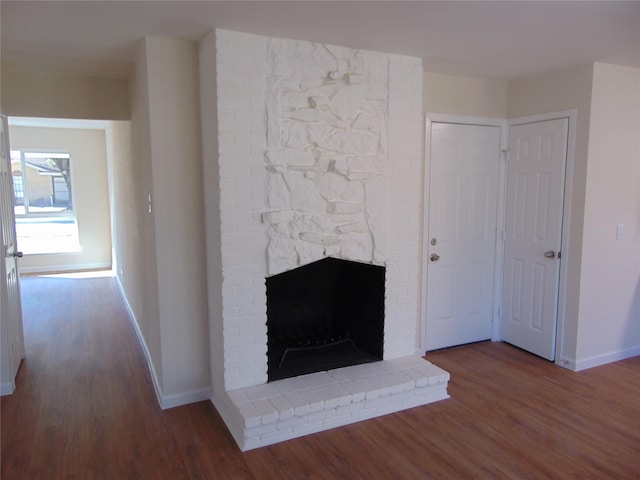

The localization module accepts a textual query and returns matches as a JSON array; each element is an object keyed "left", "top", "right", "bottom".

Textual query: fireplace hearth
[{"left": 266, "top": 257, "right": 384, "bottom": 381}]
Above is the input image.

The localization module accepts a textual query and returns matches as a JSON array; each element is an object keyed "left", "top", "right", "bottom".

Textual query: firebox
[{"left": 266, "top": 257, "right": 385, "bottom": 381}]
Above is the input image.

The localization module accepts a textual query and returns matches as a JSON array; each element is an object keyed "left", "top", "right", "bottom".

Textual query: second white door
[
  {"left": 500, "top": 118, "right": 568, "bottom": 361},
  {"left": 425, "top": 122, "right": 500, "bottom": 351}
]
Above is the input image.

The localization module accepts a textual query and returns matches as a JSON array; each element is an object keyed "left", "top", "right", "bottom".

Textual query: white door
[
  {"left": 425, "top": 123, "right": 500, "bottom": 351},
  {"left": 0, "top": 115, "right": 25, "bottom": 394},
  {"left": 501, "top": 118, "right": 568, "bottom": 361}
]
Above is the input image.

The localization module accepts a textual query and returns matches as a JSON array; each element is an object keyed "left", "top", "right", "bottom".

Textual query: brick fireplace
[{"left": 200, "top": 29, "right": 449, "bottom": 450}]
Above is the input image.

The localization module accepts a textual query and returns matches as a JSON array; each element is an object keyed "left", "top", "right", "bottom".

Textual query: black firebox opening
[{"left": 266, "top": 257, "right": 385, "bottom": 382}]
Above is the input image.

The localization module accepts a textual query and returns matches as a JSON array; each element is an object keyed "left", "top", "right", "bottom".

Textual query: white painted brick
[
  {"left": 335, "top": 402, "right": 364, "bottom": 417},
  {"left": 307, "top": 408, "right": 336, "bottom": 424},
  {"left": 258, "top": 428, "right": 296, "bottom": 445},
  {"left": 290, "top": 420, "right": 324, "bottom": 438},
  {"left": 237, "top": 402, "right": 261, "bottom": 429},
  {"left": 387, "top": 355, "right": 426, "bottom": 370},
  {"left": 272, "top": 378, "right": 304, "bottom": 395},
  {"left": 364, "top": 388, "right": 380, "bottom": 401},
  {"left": 295, "top": 371, "right": 332, "bottom": 389},
  {"left": 283, "top": 392, "right": 311, "bottom": 416},
  {"left": 256, "top": 382, "right": 283, "bottom": 399},
  {"left": 276, "top": 415, "right": 303, "bottom": 431},
  {"left": 251, "top": 398, "right": 278, "bottom": 425},
  {"left": 227, "top": 388, "right": 249, "bottom": 405},
  {"left": 205, "top": 29, "right": 446, "bottom": 450},
  {"left": 242, "top": 385, "right": 267, "bottom": 403},
  {"left": 245, "top": 421, "right": 277, "bottom": 437},
  {"left": 340, "top": 381, "right": 367, "bottom": 403},
  {"left": 242, "top": 436, "right": 264, "bottom": 451},
  {"left": 267, "top": 396, "right": 294, "bottom": 420},
  {"left": 307, "top": 399, "right": 324, "bottom": 413}
]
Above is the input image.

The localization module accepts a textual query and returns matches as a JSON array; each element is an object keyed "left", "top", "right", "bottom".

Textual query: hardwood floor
[{"left": 2, "top": 274, "right": 639, "bottom": 479}]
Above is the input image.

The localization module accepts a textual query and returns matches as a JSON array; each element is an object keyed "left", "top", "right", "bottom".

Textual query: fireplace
[
  {"left": 200, "top": 29, "right": 450, "bottom": 451},
  {"left": 267, "top": 257, "right": 384, "bottom": 381}
]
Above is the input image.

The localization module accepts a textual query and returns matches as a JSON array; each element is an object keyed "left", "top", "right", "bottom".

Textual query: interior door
[
  {"left": 0, "top": 115, "right": 25, "bottom": 393},
  {"left": 425, "top": 122, "right": 500, "bottom": 351},
  {"left": 501, "top": 118, "right": 568, "bottom": 361}
]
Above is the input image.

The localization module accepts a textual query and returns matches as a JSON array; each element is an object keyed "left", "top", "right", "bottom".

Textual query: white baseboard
[
  {"left": 21, "top": 262, "right": 112, "bottom": 275},
  {"left": 0, "top": 381, "right": 15, "bottom": 396},
  {"left": 115, "top": 276, "right": 211, "bottom": 410},
  {"left": 161, "top": 387, "right": 212, "bottom": 410},
  {"left": 571, "top": 346, "right": 640, "bottom": 372},
  {"left": 115, "top": 277, "right": 165, "bottom": 408}
]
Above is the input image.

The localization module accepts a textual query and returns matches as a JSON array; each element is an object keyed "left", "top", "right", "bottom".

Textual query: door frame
[
  {"left": 421, "top": 114, "right": 508, "bottom": 354},
  {"left": 421, "top": 111, "right": 577, "bottom": 368},
  {"left": 507, "top": 110, "right": 577, "bottom": 368}
]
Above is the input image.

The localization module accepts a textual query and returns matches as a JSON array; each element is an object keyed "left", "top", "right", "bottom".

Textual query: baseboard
[
  {"left": 115, "top": 276, "right": 212, "bottom": 410},
  {"left": 20, "top": 262, "right": 112, "bottom": 275},
  {"left": 161, "top": 387, "right": 212, "bottom": 410},
  {"left": 115, "top": 277, "right": 165, "bottom": 408},
  {"left": 572, "top": 346, "right": 640, "bottom": 372},
  {"left": 0, "top": 381, "right": 15, "bottom": 396}
]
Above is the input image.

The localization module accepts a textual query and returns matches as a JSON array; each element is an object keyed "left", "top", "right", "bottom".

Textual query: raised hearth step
[{"left": 220, "top": 356, "right": 450, "bottom": 450}]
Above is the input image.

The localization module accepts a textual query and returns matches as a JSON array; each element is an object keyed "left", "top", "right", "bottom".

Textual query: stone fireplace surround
[{"left": 200, "top": 29, "right": 449, "bottom": 450}]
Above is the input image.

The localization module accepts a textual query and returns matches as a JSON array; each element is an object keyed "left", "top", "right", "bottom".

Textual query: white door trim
[
  {"left": 421, "top": 114, "right": 507, "bottom": 354},
  {"left": 507, "top": 110, "right": 577, "bottom": 369}
]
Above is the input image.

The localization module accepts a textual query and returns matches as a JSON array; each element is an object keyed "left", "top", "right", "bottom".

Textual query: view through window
[{"left": 10, "top": 149, "right": 80, "bottom": 254}]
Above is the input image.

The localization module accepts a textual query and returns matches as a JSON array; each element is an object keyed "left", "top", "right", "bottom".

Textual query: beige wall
[
  {"left": 424, "top": 73, "right": 508, "bottom": 117},
  {"left": 9, "top": 125, "right": 112, "bottom": 273},
  {"left": 145, "top": 36, "right": 209, "bottom": 398},
  {"left": 508, "top": 63, "right": 640, "bottom": 368},
  {"left": 1, "top": 69, "right": 130, "bottom": 120},
  {"left": 507, "top": 65, "right": 594, "bottom": 364},
  {"left": 113, "top": 38, "right": 164, "bottom": 396},
  {"left": 114, "top": 37, "right": 209, "bottom": 405},
  {"left": 577, "top": 63, "right": 640, "bottom": 364}
]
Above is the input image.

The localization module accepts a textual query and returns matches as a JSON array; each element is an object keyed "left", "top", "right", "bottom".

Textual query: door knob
[
  {"left": 543, "top": 250, "right": 556, "bottom": 259},
  {"left": 13, "top": 251, "right": 23, "bottom": 258},
  {"left": 430, "top": 253, "right": 440, "bottom": 262}
]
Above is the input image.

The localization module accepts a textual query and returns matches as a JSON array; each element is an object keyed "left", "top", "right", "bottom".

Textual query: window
[
  {"left": 12, "top": 172, "right": 24, "bottom": 201},
  {"left": 10, "top": 149, "right": 80, "bottom": 254}
]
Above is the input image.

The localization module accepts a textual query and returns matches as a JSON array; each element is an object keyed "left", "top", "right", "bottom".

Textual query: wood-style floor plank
[{"left": 2, "top": 274, "right": 639, "bottom": 479}]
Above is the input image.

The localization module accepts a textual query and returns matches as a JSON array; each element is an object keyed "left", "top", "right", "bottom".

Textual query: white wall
[
  {"left": 576, "top": 63, "right": 640, "bottom": 367},
  {"left": 9, "top": 124, "right": 112, "bottom": 273}
]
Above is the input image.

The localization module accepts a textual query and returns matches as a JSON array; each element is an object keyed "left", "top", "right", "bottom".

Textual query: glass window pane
[
  {"left": 23, "top": 152, "right": 72, "bottom": 214},
  {"left": 10, "top": 150, "right": 78, "bottom": 255},
  {"left": 10, "top": 150, "right": 25, "bottom": 215}
]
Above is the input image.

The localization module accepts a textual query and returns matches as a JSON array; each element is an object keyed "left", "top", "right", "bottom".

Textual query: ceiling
[{"left": 2, "top": 1, "right": 639, "bottom": 80}]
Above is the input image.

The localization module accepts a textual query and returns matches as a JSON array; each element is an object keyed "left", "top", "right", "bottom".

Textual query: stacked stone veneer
[
  {"left": 200, "top": 29, "right": 448, "bottom": 450},
  {"left": 262, "top": 38, "right": 390, "bottom": 274}
]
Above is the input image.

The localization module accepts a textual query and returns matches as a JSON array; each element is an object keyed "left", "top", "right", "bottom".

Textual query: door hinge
[{"left": 558, "top": 251, "right": 561, "bottom": 259}]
